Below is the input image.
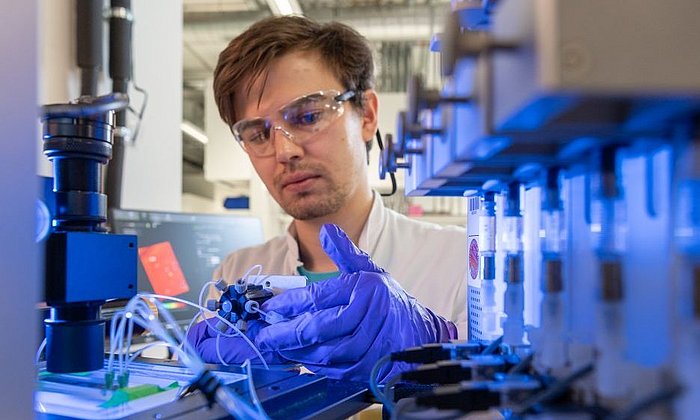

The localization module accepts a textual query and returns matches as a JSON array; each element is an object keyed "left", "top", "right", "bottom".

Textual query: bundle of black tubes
[{"left": 372, "top": 339, "right": 611, "bottom": 418}]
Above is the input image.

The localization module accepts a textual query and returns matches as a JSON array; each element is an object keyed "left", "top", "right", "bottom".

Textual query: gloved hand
[
  {"left": 254, "top": 224, "right": 458, "bottom": 382},
  {"left": 187, "top": 317, "right": 283, "bottom": 365}
]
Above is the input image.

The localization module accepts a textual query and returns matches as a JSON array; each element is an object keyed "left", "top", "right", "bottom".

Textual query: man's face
[{"left": 233, "top": 51, "right": 377, "bottom": 220}]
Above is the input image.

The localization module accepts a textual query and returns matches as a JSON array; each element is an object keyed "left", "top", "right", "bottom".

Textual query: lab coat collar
[
  {"left": 358, "top": 190, "right": 385, "bottom": 255},
  {"left": 285, "top": 222, "right": 302, "bottom": 272}
]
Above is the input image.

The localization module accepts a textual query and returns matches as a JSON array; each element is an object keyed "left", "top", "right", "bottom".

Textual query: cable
[
  {"left": 126, "top": 341, "right": 179, "bottom": 365},
  {"left": 127, "top": 297, "right": 203, "bottom": 373},
  {"left": 112, "top": 298, "right": 193, "bottom": 376},
  {"left": 481, "top": 335, "right": 503, "bottom": 355},
  {"left": 242, "top": 264, "right": 263, "bottom": 284},
  {"left": 35, "top": 338, "right": 47, "bottom": 366},
  {"left": 508, "top": 352, "right": 534, "bottom": 374},
  {"left": 127, "top": 82, "right": 148, "bottom": 144},
  {"left": 109, "top": 269, "right": 275, "bottom": 385},
  {"left": 216, "top": 335, "right": 230, "bottom": 366},
  {"left": 110, "top": 297, "right": 199, "bottom": 376},
  {"left": 513, "top": 363, "right": 594, "bottom": 416},
  {"left": 384, "top": 375, "right": 401, "bottom": 408},
  {"left": 145, "top": 296, "right": 206, "bottom": 371},
  {"left": 253, "top": 307, "right": 287, "bottom": 324},
  {"left": 243, "top": 359, "right": 270, "bottom": 419},
  {"left": 608, "top": 384, "right": 683, "bottom": 420},
  {"left": 390, "top": 343, "right": 454, "bottom": 364},
  {"left": 117, "top": 294, "right": 266, "bottom": 419},
  {"left": 108, "top": 310, "right": 129, "bottom": 374},
  {"left": 178, "top": 280, "right": 218, "bottom": 352},
  {"left": 122, "top": 299, "right": 157, "bottom": 374},
  {"left": 198, "top": 280, "right": 218, "bottom": 308},
  {"left": 129, "top": 326, "right": 189, "bottom": 369},
  {"left": 125, "top": 310, "right": 135, "bottom": 369},
  {"left": 187, "top": 265, "right": 271, "bottom": 366},
  {"left": 183, "top": 311, "right": 203, "bottom": 343},
  {"left": 125, "top": 11, "right": 147, "bottom": 146},
  {"left": 369, "top": 354, "right": 396, "bottom": 415},
  {"left": 124, "top": 303, "right": 187, "bottom": 368},
  {"left": 215, "top": 385, "right": 266, "bottom": 420},
  {"left": 143, "top": 293, "right": 269, "bottom": 369},
  {"left": 376, "top": 130, "right": 397, "bottom": 197}
]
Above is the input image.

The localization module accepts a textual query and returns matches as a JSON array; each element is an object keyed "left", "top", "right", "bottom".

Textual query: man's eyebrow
[{"left": 285, "top": 92, "right": 325, "bottom": 106}]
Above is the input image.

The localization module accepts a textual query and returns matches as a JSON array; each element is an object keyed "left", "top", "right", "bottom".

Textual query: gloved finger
[
  {"left": 287, "top": 336, "right": 411, "bottom": 383},
  {"left": 191, "top": 319, "right": 275, "bottom": 365},
  {"left": 304, "top": 359, "right": 415, "bottom": 384},
  {"left": 275, "top": 297, "right": 426, "bottom": 365},
  {"left": 195, "top": 335, "right": 266, "bottom": 365},
  {"left": 273, "top": 321, "right": 387, "bottom": 364},
  {"left": 257, "top": 273, "right": 390, "bottom": 350},
  {"left": 187, "top": 316, "right": 260, "bottom": 344},
  {"left": 186, "top": 318, "right": 218, "bottom": 348},
  {"left": 261, "top": 272, "right": 361, "bottom": 317},
  {"left": 320, "top": 224, "right": 383, "bottom": 274},
  {"left": 242, "top": 319, "right": 267, "bottom": 338}
]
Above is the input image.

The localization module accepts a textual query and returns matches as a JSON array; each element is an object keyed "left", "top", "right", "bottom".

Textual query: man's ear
[{"left": 360, "top": 90, "right": 379, "bottom": 144}]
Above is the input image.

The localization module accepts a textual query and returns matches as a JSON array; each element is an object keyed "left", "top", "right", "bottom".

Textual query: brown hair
[{"left": 213, "top": 15, "right": 375, "bottom": 128}]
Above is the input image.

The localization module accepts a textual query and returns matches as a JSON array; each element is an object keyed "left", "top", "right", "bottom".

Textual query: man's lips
[{"left": 280, "top": 172, "right": 321, "bottom": 189}]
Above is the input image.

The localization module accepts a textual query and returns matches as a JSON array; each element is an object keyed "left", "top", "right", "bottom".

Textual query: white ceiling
[{"left": 182, "top": 0, "right": 451, "bottom": 87}]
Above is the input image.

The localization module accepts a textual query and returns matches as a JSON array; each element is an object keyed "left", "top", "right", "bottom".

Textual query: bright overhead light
[
  {"left": 180, "top": 121, "right": 209, "bottom": 145},
  {"left": 266, "top": 0, "right": 302, "bottom": 16}
]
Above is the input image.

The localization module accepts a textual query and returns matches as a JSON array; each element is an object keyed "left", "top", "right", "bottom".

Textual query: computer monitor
[{"left": 110, "top": 209, "right": 265, "bottom": 324}]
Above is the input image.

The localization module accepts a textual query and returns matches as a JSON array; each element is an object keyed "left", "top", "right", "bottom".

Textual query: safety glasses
[{"left": 232, "top": 89, "right": 356, "bottom": 157}]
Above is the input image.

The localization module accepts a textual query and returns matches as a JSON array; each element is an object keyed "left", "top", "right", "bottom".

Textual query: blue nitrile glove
[
  {"left": 187, "top": 318, "right": 283, "bottom": 365},
  {"left": 254, "top": 224, "right": 458, "bottom": 382}
]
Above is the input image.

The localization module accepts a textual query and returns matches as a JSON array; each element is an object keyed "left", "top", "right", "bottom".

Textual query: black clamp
[{"left": 179, "top": 369, "right": 222, "bottom": 408}]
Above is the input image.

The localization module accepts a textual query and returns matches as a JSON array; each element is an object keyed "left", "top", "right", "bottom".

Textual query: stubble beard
[
  {"left": 273, "top": 164, "right": 349, "bottom": 220},
  {"left": 279, "top": 186, "right": 347, "bottom": 220}
]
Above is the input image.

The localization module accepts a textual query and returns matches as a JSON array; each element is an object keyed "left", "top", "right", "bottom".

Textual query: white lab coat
[{"left": 213, "top": 191, "right": 468, "bottom": 337}]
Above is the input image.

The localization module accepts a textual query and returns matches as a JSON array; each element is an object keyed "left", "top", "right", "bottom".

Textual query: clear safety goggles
[{"left": 232, "top": 89, "right": 356, "bottom": 157}]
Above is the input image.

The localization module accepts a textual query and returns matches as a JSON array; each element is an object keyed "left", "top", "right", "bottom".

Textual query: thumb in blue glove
[
  {"left": 255, "top": 223, "right": 458, "bottom": 382},
  {"left": 319, "top": 224, "right": 384, "bottom": 274}
]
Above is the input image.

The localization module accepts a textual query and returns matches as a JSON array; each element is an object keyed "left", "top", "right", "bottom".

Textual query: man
[{"left": 188, "top": 15, "right": 467, "bottom": 382}]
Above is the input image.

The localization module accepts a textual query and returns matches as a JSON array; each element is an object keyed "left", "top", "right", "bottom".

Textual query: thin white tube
[{"left": 141, "top": 293, "right": 268, "bottom": 369}]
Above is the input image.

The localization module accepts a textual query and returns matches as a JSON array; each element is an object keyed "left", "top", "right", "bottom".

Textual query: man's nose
[{"left": 272, "top": 125, "right": 304, "bottom": 162}]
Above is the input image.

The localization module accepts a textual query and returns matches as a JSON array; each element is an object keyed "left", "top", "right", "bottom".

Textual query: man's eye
[
  {"left": 289, "top": 110, "right": 324, "bottom": 126},
  {"left": 246, "top": 131, "right": 268, "bottom": 144}
]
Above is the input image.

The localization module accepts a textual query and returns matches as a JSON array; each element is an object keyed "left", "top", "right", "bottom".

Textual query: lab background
[{"left": 2, "top": 0, "right": 699, "bottom": 418}]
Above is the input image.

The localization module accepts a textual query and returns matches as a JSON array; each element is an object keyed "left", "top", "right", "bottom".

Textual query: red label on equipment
[
  {"left": 138, "top": 241, "right": 190, "bottom": 296},
  {"left": 469, "top": 238, "right": 479, "bottom": 280}
]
